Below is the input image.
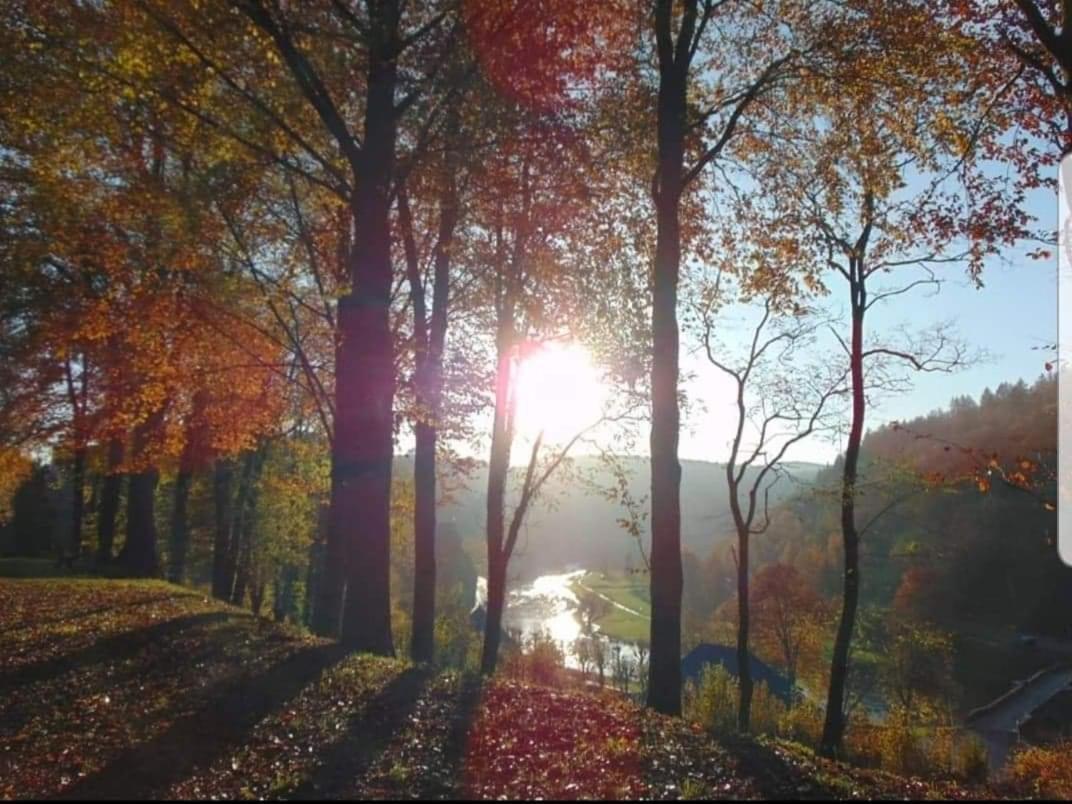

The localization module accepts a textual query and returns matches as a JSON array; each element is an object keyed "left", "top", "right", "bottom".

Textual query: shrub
[
  {"left": 1007, "top": 742, "right": 1072, "bottom": 799},
  {"left": 876, "top": 715, "right": 928, "bottom": 776},
  {"left": 778, "top": 702, "right": 825, "bottom": 747},
  {"left": 503, "top": 629, "right": 565, "bottom": 686},
  {"left": 685, "top": 664, "right": 737, "bottom": 736},
  {"left": 750, "top": 682, "right": 787, "bottom": 737},
  {"left": 684, "top": 665, "right": 785, "bottom": 738},
  {"left": 954, "top": 734, "right": 989, "bottom": 784}
]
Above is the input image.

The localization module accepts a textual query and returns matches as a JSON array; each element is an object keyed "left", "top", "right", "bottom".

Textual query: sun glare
[{"left": 514, "top": 343, "right": 607, "bottom": 444}]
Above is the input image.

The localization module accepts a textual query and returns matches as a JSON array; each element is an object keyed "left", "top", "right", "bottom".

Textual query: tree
[
  {"left": 700, "top": 298, "right": 844, "bottom": 730},
  {"left": 127, "top": 0, "right": 462, "bottom": 650},
  {"left": 731, "top": 0, "right": 1024, "bottom": 754},
  {"left": 643, "top": 0, "right": 808, "bottom": 716},
  {"left": 750, "top": 563, "right": 824, "bottom": 699},
  {"left": 395, "top": 74, "right": 472, "bottom": 661}
]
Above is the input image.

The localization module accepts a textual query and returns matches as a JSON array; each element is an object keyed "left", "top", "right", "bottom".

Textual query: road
[{"left": 967, "top": 666, "right": 1072, "bottom": 768}]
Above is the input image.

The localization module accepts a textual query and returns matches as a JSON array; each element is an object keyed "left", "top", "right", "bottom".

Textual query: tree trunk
[
  {"left": 223, "top": 450, "right": 256, "bottom": 602},
  {"left": 250, "top": 580, "right": 266, "bottom": 617},
  {"left": 230, "top": 448, "right": 264, "bottom": 606},
  {"left": 820, "top": 278, "right": 866, "bottom": 757},
  {"left": 274, "top": 564, "right": 298, "bottom": 623},
  {"left": 481, "top": 558, "right": 507, "bottom": 676},
  {"left": 735, "top": 516, "right": 753, "bottom": 732},
  {"left": 211, "top": 458, "right": 235, "bottom": 600},
  {"left": 314, "top": 10, "right": 399, "bottom": 656},
  {"left": 411, "top": 421, "right": 438, "bottom": 661},
  {"left": 119, "top": 416, "right": 161, "bottom": 577},
  {"left": 167, "top": 468, "right": 193, "bottom": 583},
  {"left": 648, "top": 24, "right": 687, "bottom": 715},
  {"left": 481, "top": 322, "right": 516, "bottom": 675},
  {"left": 96, "top": 438, "right": 124, "bottom": 565},
  {"left": 65, "top": 446, "right": 87, "bottom": 565},
  {"left": 398, "top": 125, "right": 456, "bottom": 664}
]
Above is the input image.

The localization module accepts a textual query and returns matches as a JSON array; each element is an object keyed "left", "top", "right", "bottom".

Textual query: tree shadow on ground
[
  {"left": 4, "top": 590, "right": 205, "bottom": 633},
  {"left": 287, "top": 667, "right": 434, "bottom": 799},
  {"left": 440, "top": 675, "right": 484, "bottom": 798},
  {"left": 0, "top": 611, "right": 235, "bottom": 690},
  {"left": 721, "top": 736, "right": 842, "bottom": 800},
  {"left": 58, "top": 642, "right": 347, "bottom": 800}
]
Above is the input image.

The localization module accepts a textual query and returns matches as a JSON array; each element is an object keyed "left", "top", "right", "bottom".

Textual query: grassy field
[
  {"left": 0, "top": 573, "right": 1016, "bottom": 800},
  {"left": 572, "top": 571, "right": 651, "bottom": 644}
]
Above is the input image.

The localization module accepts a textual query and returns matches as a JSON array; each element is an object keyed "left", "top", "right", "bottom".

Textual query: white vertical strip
[{"left": 1060, "top": 154, "right": 1072, "bottom": 566}]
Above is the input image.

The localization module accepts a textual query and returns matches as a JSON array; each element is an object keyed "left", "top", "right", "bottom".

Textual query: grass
[
  {"left": 572, "top": 571, "right": 651, "bottom": 644},
  {"left": 0, "top": 574, "right": 1021, "bottom": 800}
]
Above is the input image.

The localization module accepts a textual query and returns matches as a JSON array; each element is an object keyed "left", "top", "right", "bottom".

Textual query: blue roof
[{"left": 681, "top": 643, "right": 793, "bottom": 702}]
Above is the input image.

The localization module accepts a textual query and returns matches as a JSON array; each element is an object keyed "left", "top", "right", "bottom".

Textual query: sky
[
  {"left": 439, "top": 174, "right": 1060, "bottom": 471},
  {"left": 678, "top": 242, "right": 1058, "bottom": 466},
  {"left": 676, "top": 177, "right": 1059, "bottom": 467},
  {"left": 464, "top": 225, "right": 1058, "bottom": 469}
]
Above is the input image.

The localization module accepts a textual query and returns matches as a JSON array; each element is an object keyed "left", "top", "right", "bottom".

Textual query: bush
[
  {"left": 1007, "top": 742, "right": 1072, "bottom": 799},
  {"left": 685, "top": 665, "right": 737, "bottom": 736},
  {"left": 778, "top": 702, "right": 825, "bottom": 747},
  {"left": 684, "top": 664, "right": 786, "bottom": 738},
  {"left": 503, "top": 629, "right": 565, "bottom": 687},
  {"left": 845, "top": 709, "right": 991, "bottom": 781},
  {"left": 954, "top": 734, "right": 989, "bottom": 784}
]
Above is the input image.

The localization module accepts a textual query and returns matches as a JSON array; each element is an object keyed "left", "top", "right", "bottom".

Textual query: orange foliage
[{"left": 462, "top": 0, "right": 635, "bottom": 112}]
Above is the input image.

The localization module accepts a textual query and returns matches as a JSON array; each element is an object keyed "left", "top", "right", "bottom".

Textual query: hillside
[
  {"left": 0, "top": 574, "right": 1006, "bottom": 800},
  {"left": 400, "top": 455, "right": 823, "bottom": 578}
]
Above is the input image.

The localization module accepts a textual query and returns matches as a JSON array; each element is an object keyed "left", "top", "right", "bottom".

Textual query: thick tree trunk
[
  {"left": 211, "top": 458, "right": 235, "bottom": 600},
  {"left": 222, "top": 451, "right": 256, "bottom": 601},
  {"left": 481, "top": 558, "right": 507, "bottom": 676},
  {"left": 481, "top": 323, "right": 516, "bottom": 675},
  {"left": 167, "top": 468, "right": 193, "bottom": 583},
  {"left": 229, "top": 448, "right": 264, "bottom": 606},
  {"left": 169, "top": 391, "right": 205, "bottom": 584},
  {"left": 231, "top": 516, "right": 254, "bottom": 606},
  {"left": 120, "top": 416, "right": 162, "bottom": 577},
  {"left": 96, "top": 438, "right": 124, "bottom": 564},
  {"left": 314, "top": 10, "right": 399, "bottom": 656},
  {"left": 820, "top": 281, "right": 866, "bottom": 757},
  {"left": 648, "top": 33, "right": 687, "bottom": 715}
]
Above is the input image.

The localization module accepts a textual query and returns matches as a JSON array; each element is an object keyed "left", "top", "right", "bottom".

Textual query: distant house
[{"left": 680, "top": 643, "right": 793, "bottom": 703}]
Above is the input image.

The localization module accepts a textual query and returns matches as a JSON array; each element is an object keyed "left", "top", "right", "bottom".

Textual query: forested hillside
[{"left": 681, "top": 375, "right": 1067, "bottom": 715}]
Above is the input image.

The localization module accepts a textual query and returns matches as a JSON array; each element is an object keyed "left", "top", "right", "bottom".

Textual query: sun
[{"left": 514, "top": 343, "right": 607, "bottom": 444}]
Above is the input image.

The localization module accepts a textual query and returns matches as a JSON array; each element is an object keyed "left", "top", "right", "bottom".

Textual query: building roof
[{"left": 681, "top": 643, "right": 793, "bottom": 702}]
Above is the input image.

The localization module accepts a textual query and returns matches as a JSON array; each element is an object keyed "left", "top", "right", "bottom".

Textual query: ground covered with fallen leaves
[{"left": 0, "top": 577, "right": 1019, "bottom": 800}]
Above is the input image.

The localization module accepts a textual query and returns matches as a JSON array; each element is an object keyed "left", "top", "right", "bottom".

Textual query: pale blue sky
[{"left": 680, "top": 190, "right": 1059, "bottom": 466}]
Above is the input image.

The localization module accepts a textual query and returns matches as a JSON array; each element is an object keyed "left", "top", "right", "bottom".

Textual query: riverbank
[{"left": 571, "top": 571, "right": 651, "bottom": 644}]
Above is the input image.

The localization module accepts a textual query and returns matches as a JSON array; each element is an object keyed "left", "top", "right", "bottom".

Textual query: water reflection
[{"left": 474, "top": 570, "right": 642, "bottom": 670}]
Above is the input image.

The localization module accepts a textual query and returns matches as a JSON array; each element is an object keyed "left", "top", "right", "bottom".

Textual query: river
[{"left": 474, "top": 569, "right": 643, "bottom": 670}]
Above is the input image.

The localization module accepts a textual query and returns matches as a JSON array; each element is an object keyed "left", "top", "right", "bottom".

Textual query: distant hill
[{"left": 394, "top": 454, "right": 823, "bottom": 579}]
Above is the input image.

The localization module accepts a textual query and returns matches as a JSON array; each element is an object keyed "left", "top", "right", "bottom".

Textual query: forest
[{"left": 0, "top": 0, "right": 1069, "bottom": 800}]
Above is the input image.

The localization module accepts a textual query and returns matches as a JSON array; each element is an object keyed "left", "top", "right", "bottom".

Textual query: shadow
[
  {"left": 288, "top": 667, "right": 432, "bottom": 799},
  {"left": 58, "top": 642, "right": 347, "bottom": 800},
  {"left": 436, "top": 675, "right": 484, "bottom": 799},
  {"left": 721, "top": 736, "right": 841, "bottom": 800},
  {"left": 4, "top": 591, "right": 205, "bottom": 633},
  {"left": 0, "top": 611, "right": 235, "bottom": 691},
  {"left": 1, "top": 618, "right": 254, "bottom": 740}
]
